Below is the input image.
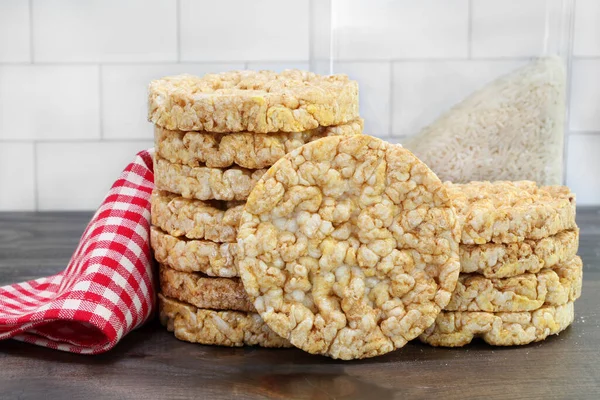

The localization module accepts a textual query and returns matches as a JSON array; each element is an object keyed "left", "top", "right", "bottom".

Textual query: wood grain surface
[{"left": 1, "top": 209, "right": 599, "bottom": 400}]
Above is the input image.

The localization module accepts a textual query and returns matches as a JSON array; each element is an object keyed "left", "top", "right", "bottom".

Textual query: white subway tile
[
  {"left": 471, "top": 0, "right": 549, "bottom": 58},
  {"left": 335, "top": 62, "right": 390, "bottom": 137},
  {"left": 567, "top": 133, "right": 600, "bottom": 206},
  {"left": 0, "top": 66, "right": 100, "bottom": 140},
  {"left": 0, "top": 0, "right": 30, "bottom": 62},
  {"left": 570, "top": 60, "right": 600, "bottom": 132},
  {"left": 574, "top": 0, "right": 600, "bottom": 56},
  {"left": 246, "top": 62, "right": 310, "bottom": 72},
  {"left": 180, "top": 0, "right": 309, "bottom": 62},
  {"left": 0, "top": 143, "right": 35, "bottom": 211},
  {"left": 37, "top": 141, "right": 153, "bottom": 211},
  {"left": 333, "top": 0, "right": 469, "bottom": 60},
  {"left": 392, "top": 60, "right": 525, "bottom": 136},
  {"left": 32, "top": 0, "right": 177, "bottom": 62},
  {"left": 102, "top": 63, "right": 244, "bottom": 140}
]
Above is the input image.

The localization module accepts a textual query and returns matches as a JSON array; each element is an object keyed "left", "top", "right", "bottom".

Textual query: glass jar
[{"left": 311, "top": 0, "right": 574, "bottom": 185}]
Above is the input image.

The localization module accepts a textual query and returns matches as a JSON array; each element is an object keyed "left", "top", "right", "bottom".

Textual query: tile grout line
[
  {"left": 28, "top": 0, "right": 34, "bottom": 62},
  {"left": 33, "top": 142, "right": 39, "bottom": 211},
  {"left": 176, "top": 0, "right": 181, "bottom": 63},
  {"left": 388, "top": 61, "right": 394, "bottom": 137},
  {"left": 568, "top": 130, "right": 600, "bottom": 136},
  {"left": 308, "top": 0, "right": 314, "bottom": 71},
  {"left": 467, "top": 0, "right": 473, "bottom": 59},
  {"left": 98, "top": 65, "right": 104, "bottom": 140},
  {"left": 0, "top": 57, "right": 567, "bottom": 67}
]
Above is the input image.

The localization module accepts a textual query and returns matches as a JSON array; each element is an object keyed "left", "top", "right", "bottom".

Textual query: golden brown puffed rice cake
[
  {"left": 446, "top": 256, "right": 582, "bottom": 312},
  {"left": 150, "top": 226, "right": 237, "bottom": 277},
  {"left": 158, "top": 294, "right": 291, "bottom": 348},
  {"left": 237, "top": 134, "right": 461, "bottom": 360},
  {"left": 460, "top": 229, "right": 579, "bottom": 278},
  {"left": 155, "top": 119, "right": 364, "bottom": 170},
  {"left": 447, "top": 181, "right": 576, "bottom": 245},
  {"left": 159, "top": 264, "right": 254, "bottom": 312},
  {"left": 154, "top": 156, "right": 266, "bottom": 201},
  {"left": 151, "top": 190, "right": 242, "bottom": 243},
  {"left": 148, "top": 70, "right": 359, "bottom": 133},
  {"left": 420, "top": 302, "right": 574, "bottom": 347}
]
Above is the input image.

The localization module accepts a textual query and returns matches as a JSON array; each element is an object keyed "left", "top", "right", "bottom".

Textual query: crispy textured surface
[
  {"left": 420, "top": 302, "right": 574, "bottom": 347},
  {"left": 151, "top": 190, "right": 242, "bottom": 242},
  {"left": 447, "top": 256, "right": 582, "bottom": 312},
  {"left": 460, "top": 229, "right": 579, "bottom": 278},
  {"left": 238, "top": 135, "right": 461, "bottom": 359},
  {"left": 159, "top": 264, "right": 254, "bottom": 312},
  {"left": 154, "top": 156, "right": 266, "bottom": 201},
  {"left": 448, "top": 181, "right": 576, "bottom": 244},
  {"left": 158, "top": 294, "right": 290, "bottom": 348},
  {"left": 155, "top": 119, "right": 364, "bottom": 169},
  {"left": 151, "top": 226, "right": 237, "bottom": 277},
  {"left": 148, "top": 70, "right": 359, "bottom": 133}
]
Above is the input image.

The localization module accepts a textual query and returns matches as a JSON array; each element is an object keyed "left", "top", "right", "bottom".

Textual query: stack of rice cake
[
  {"left": 157, "top": 179, "right": 581, "bottom": 349},
  {"left": 148, "top": 70, "right": 361, "bottom": 347},
  {"left": 420, "top": 181, "right": 581, "bottom": 347}
]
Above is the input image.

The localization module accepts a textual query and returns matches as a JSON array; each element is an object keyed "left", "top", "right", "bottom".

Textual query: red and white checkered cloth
[{"left": 0, "top": 150, "right": 155, "bottom": 354}]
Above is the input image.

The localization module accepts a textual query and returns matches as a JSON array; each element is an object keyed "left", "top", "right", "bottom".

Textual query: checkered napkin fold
[{"left": 0, "top": 150, "right": 155, "bottom": 354}]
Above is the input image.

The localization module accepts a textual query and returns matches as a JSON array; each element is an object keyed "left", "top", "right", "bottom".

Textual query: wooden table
[{"left": 1, "top": 209, "right": 599, "bottom": 400}]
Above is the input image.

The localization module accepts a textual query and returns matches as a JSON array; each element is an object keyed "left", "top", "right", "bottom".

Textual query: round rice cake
[
  {"left": 237, "top": 134, "right": 461, "bottom": 360},
  {"left": 155, "top": 119, "right": 364, "bottom": 170},
  {"left": 151, "top": 190, "right": 243, "bottom": 243},
  {"left": 150, "top": 226, "right": 238, "bottom": 277},
  {"left": 148, "top": 70, "right": 359, "bottom": 133},
  {"left": 420, "top": 302, "right": 574, "bottom": 347},
  {"left": 447, "top": 181, "right": 576, "bottom": 245},
  {"left": 153, "top": 156, "right": 266, "bottom": 201},
  {"left": 447, "top": 256, "right": 582, "bottom": 312},
  {"left": 159, "top": 264, "right": 254, "bottom": 312},
  {"left": 460, "top": 229, "right": 579, "bottom": 278},
  {"left": 158, "top": 294, "right": 290, "bottom": 348}
]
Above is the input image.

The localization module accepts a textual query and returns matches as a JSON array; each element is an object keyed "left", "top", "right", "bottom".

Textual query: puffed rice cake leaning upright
[
  {"left": 148, "top": 69, "right": 362, "bottom": 347},
  {"left": 420, "top": 181, "right": 582, "bottom": 347}
]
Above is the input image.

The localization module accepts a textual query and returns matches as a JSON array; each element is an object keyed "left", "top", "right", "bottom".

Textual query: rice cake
[
  {"left": 460, "top": 229, "right": 579, "bottom": 278},
  {"left": 159, "top": 294, "right": 290, "bottom": 348},
  {"left": 237, "top": 134, "right": 461, "bottom": 359},
  {"left": 446, "top": 256, "right": 582, "bottom": 312},
  {"left": 150, "top": 226, "right": 237, "bottom": 277},
  {"left": 155, "top": 119, "right": 364, "bottom": 169},
  {"left": 420, "top": 302, "right": 574, "bottom": 347},
  {"left": 159, "top": 264, "right": 254, "bottom": 312},
  {"left": 148, "top": 70, "right": 359, "bottom": 133},
  {"left": 447, "top": 181, "right": 576, "bottom": 245},
  {"left": 154, "top": 156, "right": 266, "bottom": 201},
  {"left": 151, "top": 190, "right": 243, "bottom": 242}
]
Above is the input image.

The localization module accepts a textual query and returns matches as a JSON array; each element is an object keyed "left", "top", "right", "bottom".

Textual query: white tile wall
[
  {"left": 180, "top": 0, "right": 310, "bottom": 62},
  {"left": 0, "top": 0, "right": 598, "bottom": 209},
  {"left": 0, "top": 143, "right": 35, "bottom": 210},
  {"left": 567, "top": 134, "right": 600, "bottom": 206},
  {"left": 102, "top": 63, "right": 244, "bottom": 139},
  {"left": 335, "top": 62, "right": 391, "bottom": 136},
  {"left": 0, "top": 0, "right": 30, "bottom": 63},
  {"left": 574, "top": 0, "right": 600, "bottom": 56},
  {"left": 471, "top": 0, "right": 548, "bottom": 58},
  {"left": 246, "top": 62, "right": 310, "bottom": 72},
  {"left": 569, "top": 60, "right": 600, "bottom": 132},
  {"left": 32, "top": 0, "right": 178, "bottom": 62},
  {"left": 37, "top": 141, "right": 153, "bottom": 210},
  {"left": 333, "top": 0, "right": 469, "bottom": 60},
  {"left": 0, "top": 66, "right": 100, "bottom": 140}
]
